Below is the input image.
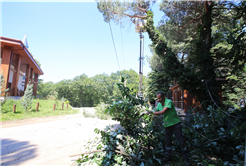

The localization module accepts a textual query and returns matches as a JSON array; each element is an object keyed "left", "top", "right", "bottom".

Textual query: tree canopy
[
  {"left": 37, "top": 69, "right": 146, "bottom": 107},
  {"left": 97, "top": 0, "right": 246, "bottom": 109}
]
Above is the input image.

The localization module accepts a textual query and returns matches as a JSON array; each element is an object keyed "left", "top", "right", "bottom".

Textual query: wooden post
[
  {"left": 33, "top": 73, "right": 39, "bottom": 97},
  {"left": 53, "top": 104, "right": 56, "bottom": 111},
  {"left": 25, "top": 65, "right": 30, "bottom": 91},
  {"left": 13, "top": 104, "right": 16, "bottom": 113},
  {"left": 13, "top": 55, "right": 22, "bottom": 96},
  {"left": 62, "top": 102, "right": 64, "bottom": 110},
  {"left": 66, "top": 103, "right": 68, "bottom": 109},
  {"left": 30, "top": 68, "right": 33, "bottom": 84},
  {"left": 36, "top": 102, "right": 39, "bottom": 112},
  {"left": 0, "top": 47, "right": 12, "bottom": 95}
]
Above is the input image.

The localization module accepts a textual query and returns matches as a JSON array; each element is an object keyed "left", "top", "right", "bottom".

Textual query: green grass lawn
[{"left": 1, "top": 99, "right": 79, "bottom": 121}]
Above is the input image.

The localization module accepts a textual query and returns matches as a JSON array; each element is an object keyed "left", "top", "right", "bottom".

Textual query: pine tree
[
  {"left": 21, "top": 82, "right": 33, "bottom": 112},
  {"left": 146, "top": 70, "right": 171, "bottom": 102},
  {"left": 97, "top": 0, "right": 246, "bottom": 109},
  {"left": 223, "top": 66, "right": 246, "bottom": 109},
  {"left": 146, "top": 48, "right": 171, "bottom": 102}
]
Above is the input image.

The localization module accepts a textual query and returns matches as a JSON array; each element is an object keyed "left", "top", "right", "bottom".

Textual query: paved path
[{"left": 1, "top": 108, "right": 119, "bottom": 166}]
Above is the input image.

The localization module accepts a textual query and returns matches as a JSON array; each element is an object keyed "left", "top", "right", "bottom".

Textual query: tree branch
[
  {"left": 192, "top": 135, "right": 229, "bottom": 148},
  {"left": 137, "top": 3, "right": 148, "bottom": 14},
  {"left": 205, "top": 1, "right": 208, "bottom": 13},
  {"left": 70, "top": 149, "right": 153, "bottom": 165},
  {"left": 226, "top": 118, "right": 236, "bottom": 128},
  {"left": 177, "top": 14, "right": 202, "bottom": 33},
  {"left": 172, "top": 2, "right": 203, "bottom": 13},
  {"left": 205, "top": 81, "right": 242, "bottom": 119},
  {"left": 204, "top": 135, "right": 229, "bottom": 144},
  {"left": 136, "top": 140, "right": 143, "bottom": 157},
  {"left": 205, "top": 81, "right": 219, "bottom": 108},
  {"left": 189, "top": 100, "right": 212, "bottom": 112},
  {"left": 108, "top": 9, "right": 147, "bottom": 19}
]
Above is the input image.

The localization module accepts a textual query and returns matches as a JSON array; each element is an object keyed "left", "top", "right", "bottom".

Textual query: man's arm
[{"left": 153, "top": 107, "right": 169, "bottom": 115}]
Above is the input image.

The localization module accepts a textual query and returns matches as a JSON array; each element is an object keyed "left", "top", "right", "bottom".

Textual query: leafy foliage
[
  {"left": 97, "top": 0, "right": 155, "bottom": 26},
  {"left": 157, "top": 1, "right": 246, "bottom": 109},
  {"left": 97, "top": 1, "right": 246, "bottom": 110},
  {"left": 222, "top": 66, "right": 246, "bottom": 109},
  {"left": 0, "top": 73, "right": 9, "bottom": 105},
  {"left": 183, "top": 106, "right": 245, "bottom": 165},
  {"left": 76, "top": 78, "right": 245, "bottom": 165},
  {"left": 21, "top": 83, "right": 33, "bottom": 112},
  {"left": 76, "top": 78, "right": 165, "bottom": 166},
  {"left": 146, "top": 47, "right": 172, "bottom": 103},
  {"left": 37, "top": 80, "right": 55, "bottom": 99},
  {"left": 145, "top": 8, "right": 222, "bottom": 109},
  {"left": 37, "top": 69, "right": 146, "bottom": 107},
  {"left": 146, "top": 70, "right": 171, "bottom": 102},
  {"left": 95, "top": 102, "right": 112, "bottom": 120}
]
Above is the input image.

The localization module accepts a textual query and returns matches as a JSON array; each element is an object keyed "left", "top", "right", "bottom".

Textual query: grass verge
[{"left": 1, "top": 99, "right": 79, "bottom": 121}]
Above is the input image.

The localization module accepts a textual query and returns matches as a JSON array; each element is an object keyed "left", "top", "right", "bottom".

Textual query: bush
[
  {"left": 76, "top": 78, "right": 246, "bottom": 166},
  {"left": 77, "top": 78, "right": 161, "bottom": 166},
  {"left": 21, "top": 83, "right": 33, "bottom": 112},
  {"left": 0, "top": 74, "right": 9, "bottom": 105}
]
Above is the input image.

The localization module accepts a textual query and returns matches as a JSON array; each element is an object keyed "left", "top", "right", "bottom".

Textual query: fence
[{"left": 172, "top": 101, "right": 184, "bottom": 109}]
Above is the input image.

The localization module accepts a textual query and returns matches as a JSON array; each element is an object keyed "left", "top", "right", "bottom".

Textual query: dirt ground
[{"left": 1, "top": 107, "right": 120, "bottom": 166}]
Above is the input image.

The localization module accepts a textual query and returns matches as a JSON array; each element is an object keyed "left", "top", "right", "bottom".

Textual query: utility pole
[
  {"left": 138, "top": 32, "right": 144, "bottom": 96},
  {"left": 135, "top": 17, "right": 146, "bottom": 97}
]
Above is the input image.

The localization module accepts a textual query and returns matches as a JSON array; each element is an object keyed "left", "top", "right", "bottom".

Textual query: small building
[
  {"left": 170, "top": 79, "right": 225, "bottom": 112},
  {"left": 0, "top": 36, "right": 44, "bottom": 97},
  {"left": 169, "top": 82, "right": 200, "bottom": 112}
]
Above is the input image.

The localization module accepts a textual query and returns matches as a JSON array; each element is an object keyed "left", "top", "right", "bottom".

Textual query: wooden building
[
  {"left": 170, "top": 79, "right": 225, "bottom": 112},
  {"left": 0, "top": 36, "right": 44, "bottom": 97},
  {"left": 170, "top": 82, "right": 200, "bottom": 112}
]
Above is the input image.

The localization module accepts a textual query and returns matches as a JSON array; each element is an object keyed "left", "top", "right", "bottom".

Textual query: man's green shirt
[{"left": 155, "top": 99, "right": 180, "bottom": 127}]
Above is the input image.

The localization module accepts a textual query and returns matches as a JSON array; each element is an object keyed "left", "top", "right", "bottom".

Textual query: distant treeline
[{"left": 37, "top": 69, "right": 146, "bottom": 107}]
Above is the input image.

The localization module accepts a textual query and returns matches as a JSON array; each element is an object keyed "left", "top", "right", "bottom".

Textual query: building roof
[
  {"left": 169, "top": 83, "right": 179, "bottom": 91},
  {"left": 1, "top": 36, "right": 44, "bottom": 75}
]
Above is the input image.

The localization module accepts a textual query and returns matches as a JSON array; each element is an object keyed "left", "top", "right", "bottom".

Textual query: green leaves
[
  {"left": 77, "top": 77, "right": 246, "bottom": 165},
  {"left": 146, "top": 69, "right": 171, "bottom": 103},
  {"left": 76, "top": 77, "right": 165, "bottom": 165},
  {"left": 21, "top": 82, "right": 34, "bottom": 112},
  {"left": 37, "top": 69, "right": 145, "bottom": 107},
  {"left": 0, "top": 74, "right": 9, "bottom": 105}
]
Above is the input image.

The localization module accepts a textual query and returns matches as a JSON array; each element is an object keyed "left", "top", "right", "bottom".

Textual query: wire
[
  {"left": 143, "top": 34, "right": 144, "bottom": 67},
  {"left": 120, "top": 21, "right": 125, "bottom": 70},
  {"left": 109, "top": 21, "right": 120, "bottom": 71}
]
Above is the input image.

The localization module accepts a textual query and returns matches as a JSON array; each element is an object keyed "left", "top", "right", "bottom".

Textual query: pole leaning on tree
[{"left": 135, "top": 17, "right": 146, "bottom": 96}]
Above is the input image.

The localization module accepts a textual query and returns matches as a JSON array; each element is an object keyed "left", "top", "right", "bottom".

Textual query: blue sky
[{"left": 1, "top": 1, "right": 164, "bottom": 83}]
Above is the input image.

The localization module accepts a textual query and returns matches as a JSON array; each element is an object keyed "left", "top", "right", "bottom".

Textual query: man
[{"left": 150, "top": 91, "right": 190, "bottom": 165}]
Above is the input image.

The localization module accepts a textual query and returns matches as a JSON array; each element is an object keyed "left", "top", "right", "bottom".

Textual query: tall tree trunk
[
  {"left": 204, "top": 1, "right": 212, "bottom": 51},
  {"left": 202, "top": 1, "right": 221, "bottom": 106}
]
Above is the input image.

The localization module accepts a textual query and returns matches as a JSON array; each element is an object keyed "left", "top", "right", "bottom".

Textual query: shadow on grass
[
  {"left": 30, "top": 110, "right": 38, "bottom": 113},
  {"left": 1, "top": 138, "right": 37, "bottom": 166},
  {"left": 13, "top": 111, "right": 22, "bottom": 114}
]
